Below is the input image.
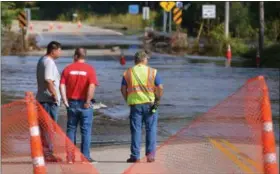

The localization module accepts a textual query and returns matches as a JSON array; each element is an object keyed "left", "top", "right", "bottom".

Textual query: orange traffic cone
[
  {"left": 256, "top": 51, "right": 260, "bottom": 68},
  {"left": 25, "top": 92, "right": 46, "bottom": 174},
  {"left": 77, "top": 20, "right": 82, "bottom": 29},
  {"left": 29, "top": 23, "right": 33, "bottom": 31},
  {"left": 57, "top": 23, "right": 62, "bottom": 30},
  {"left": 49, "top": 23, "right": 54, "bottom": 31},
  {"left": 120, "top": 55, "right": 126, "bottom": 66},
  {"left": 226, "top": 44, "right": 232, "bottom": 60}
]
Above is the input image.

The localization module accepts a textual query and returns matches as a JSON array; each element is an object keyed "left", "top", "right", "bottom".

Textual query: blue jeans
[
  {"left": 39, "top": 102, "right": 59, "bottom": 157},
  {"left": 130, "top": 103, "right": 158, "bottom": 160},
  {"left": 66, "top": 100, "right": 94, "bottom": 160}
]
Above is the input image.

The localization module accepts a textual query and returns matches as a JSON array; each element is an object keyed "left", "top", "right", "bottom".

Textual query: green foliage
[
  {"left": 83, "top": 11, "right": 157, "bottom": 31},
  {"left": 57, "top": 13, "right": 69, "bottom": 21},
  {"left": 205, "top": 24, "right": 249, "bottom": 56},
  {"left": 242, "top": 43, "right": 280, "bottom": 68},
  {"left": 230, "top": 2, "right": 251, "bottom": 38},
  {"left": 229, "top": 38, "right": 250, "bottom": 56},
  {"left": 266, "top": 19, "right": 280, "bottom": 42},
  {"left": 1, "top": 2, "right": 17, "bottom": 30}
]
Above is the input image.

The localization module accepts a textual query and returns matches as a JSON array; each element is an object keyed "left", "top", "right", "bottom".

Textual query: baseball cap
[{"left": 134, "top": 50, "right": 150, "bottom": 61}]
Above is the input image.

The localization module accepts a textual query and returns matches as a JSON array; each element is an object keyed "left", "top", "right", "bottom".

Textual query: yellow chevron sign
[
  {"left": 18, "top": 11, "right": 27, "bottom": 28},
  {"left": 173, "top": 7, "right": 182, "bottom": 25},
  {"left": 160, "top": 1, "right": 176, "bottom": 12}
]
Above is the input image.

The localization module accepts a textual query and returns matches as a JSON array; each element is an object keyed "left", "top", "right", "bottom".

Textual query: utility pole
[
  {"left": 225, "top": 2, "right": 231, "bottom": 67},
  {"left": 225, "top": 1, "right": 229, "bottom": 39},
  {"left": 259, "top": 1, "right": 265, "bottom": 58}
]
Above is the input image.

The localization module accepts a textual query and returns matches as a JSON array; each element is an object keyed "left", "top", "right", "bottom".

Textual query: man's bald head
[{"left": 74, "top": 47, "right": 87, "bottom": 60}]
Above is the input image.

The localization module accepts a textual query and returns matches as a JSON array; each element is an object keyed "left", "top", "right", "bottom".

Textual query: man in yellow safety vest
[{"left": 121, "top": 50, "right": 164, "bottom": 163}]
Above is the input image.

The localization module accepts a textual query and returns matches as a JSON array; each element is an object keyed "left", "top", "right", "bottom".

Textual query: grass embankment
[
  {"left": 1, "top": 31, "right": 22, "bottom": 55},
  {"left": 75, "top": 13, "right": 157, "bottom": 35},
  {"left": 1, "top": 30, "right": 39, "bottom": 56}
]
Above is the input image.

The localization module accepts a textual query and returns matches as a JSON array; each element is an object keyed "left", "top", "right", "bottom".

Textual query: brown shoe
[
  {"left": 126, "top": 158, "right": 140, "bottom": 163},
  {"left": 45, "top": 154, "right": 63, "bottom": 162},
  {"left": 147, "top": 158, "right": 155, "bottom": 163}
]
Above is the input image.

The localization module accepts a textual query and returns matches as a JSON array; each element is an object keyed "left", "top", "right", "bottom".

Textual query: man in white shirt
[{"left": 36, "top": 41, "right": 62, "bottom": 162}]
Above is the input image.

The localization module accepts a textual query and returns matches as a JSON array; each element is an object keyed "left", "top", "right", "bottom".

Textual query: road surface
[{"left": 11, "top": 20, "right": 142, "bottom": 48}]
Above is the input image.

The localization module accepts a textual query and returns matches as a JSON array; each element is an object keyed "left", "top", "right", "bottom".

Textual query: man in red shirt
[{"left": 60, "top": 48, "right": 99, "bottom": 163}]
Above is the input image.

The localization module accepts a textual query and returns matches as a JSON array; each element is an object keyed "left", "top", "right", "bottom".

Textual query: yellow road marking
[
  {"left": 208, "top": 138, "right": 254, "bottom": 173},
  {"left": 221, "top": 139, "right": 263, "bottom": 173}
]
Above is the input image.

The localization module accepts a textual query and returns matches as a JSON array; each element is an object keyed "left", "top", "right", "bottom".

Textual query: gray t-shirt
[{"left": 36, "top": 56, "right": 61, "bottom": 105}]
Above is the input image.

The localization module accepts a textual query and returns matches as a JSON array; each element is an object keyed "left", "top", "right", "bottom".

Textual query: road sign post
[
  {"left": 163, "top": 10, "right": 167, "bottom": 33},
  {"left": 142, "top": 6, "right": 150, "bottom": 29},
  {"left": 24, "top": 8, "right": 31, "bottom": 39},
  {"left": 18, "top": 11, "right": 27, "bottom": 50},
  {"left": 160, "top": 1, "right": 176, "bottom": 33},
  {"left": 169, "top": 10, "right": 172, "bottom": 33}
]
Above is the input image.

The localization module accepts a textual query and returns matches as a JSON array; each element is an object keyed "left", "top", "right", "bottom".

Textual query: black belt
[
  {"left": 130, "top": 102, "right": 153, "bottom": 106},
  {"left": 68, "top": 99, "right": 85, "bottom": 102},
  {"left": 68, "top": 99, "right": 96, "bottom": 103}
]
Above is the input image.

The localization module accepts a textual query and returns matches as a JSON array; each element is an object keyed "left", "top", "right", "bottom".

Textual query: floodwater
[{"left": 1, "top": 54, "right": 279, "bottom": 144}]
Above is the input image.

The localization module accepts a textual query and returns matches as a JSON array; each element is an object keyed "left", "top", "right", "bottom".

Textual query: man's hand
[
  {"left": 60, "top": 84, "right": 68, "bottom": 107},
  {"left": 52, "top": 94, "right": 58, "bottom": 103},
  {"left": 84, "top": 102, "right": 91, "bottom": 109},
  {"left": 63, "top": 101, "right": 69, "bottom": 108}
]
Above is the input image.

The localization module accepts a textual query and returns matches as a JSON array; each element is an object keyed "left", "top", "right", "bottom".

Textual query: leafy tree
[
  {"left": 230, "top": 2, "right": 253, "bottom": 38},
  {"left": 1, "top": 2, "right": 16, "bottom": 30}
]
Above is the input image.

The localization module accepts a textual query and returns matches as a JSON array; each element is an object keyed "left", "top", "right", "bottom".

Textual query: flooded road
[
  {"left": 1, "top": 54, "right": 279, "bottom": 144},
  {"left": 36, "top": 34, "right": 142, "bottom": 48}
]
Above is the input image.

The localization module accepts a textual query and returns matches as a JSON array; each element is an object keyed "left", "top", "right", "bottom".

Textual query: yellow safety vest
[{"left": 123, "top": 64, "right": 157, "bottom": 105}]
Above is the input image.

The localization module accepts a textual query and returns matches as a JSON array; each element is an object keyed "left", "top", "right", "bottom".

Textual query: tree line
[{"left": 2, "top": 1, "right": 279, "bottom": 39}]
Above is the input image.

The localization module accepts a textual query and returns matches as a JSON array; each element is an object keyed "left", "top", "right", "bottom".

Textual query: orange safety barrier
[
  {"left": 123, "top": 76, "right": 278, "bottom": 174},
  {"left": 1, "top": 92, "right": 99, "bottom": 174}
]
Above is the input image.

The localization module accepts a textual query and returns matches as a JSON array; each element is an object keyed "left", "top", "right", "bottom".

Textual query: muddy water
[{"left": 1, "top": 54, "right": 279, "bottom": 144}]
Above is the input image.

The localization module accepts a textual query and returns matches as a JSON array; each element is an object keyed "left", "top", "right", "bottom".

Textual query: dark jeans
[
  {"left": 130, "top": 103, "right": 158, "bottom": 160},
  {"left": 66, "top": 100, "right": 94, "bottom": 160},
  {"left": 39, "top": 102, "right": 59, "bottom": 157}
]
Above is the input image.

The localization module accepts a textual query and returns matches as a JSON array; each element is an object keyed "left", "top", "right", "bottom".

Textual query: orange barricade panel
[
  {"left": 1, "top": 96, "right": 99, "bottom": 174},
  {"left": 123, "top": 76, "right": 278, "bottom": 174}
]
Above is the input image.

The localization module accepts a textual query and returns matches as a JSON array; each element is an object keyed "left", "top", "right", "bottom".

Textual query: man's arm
[
  {"left": 155, "top": 84, "right": 164, "bottom": 101},
  {"left": 86, "top": 84, "right": 96, "bottom": 104},
  {"left": 121, "top": 85, "right": 127, "bottom": 101},
  {"left": 84, "top": 67, "right": 98, "bottom": 108},
  {"left": 154, "top": 72, "right": 163, "bottom": 101},
  {"left": 60, "top": 84, "right": 68, "bottom": 107},
  {"left": 121, "top": 76, "right": 127, "bottom": 101},
  {"left": 45, "top": 61, "right": 57, "bottom": 102},
  {"left": 84, "top": 84, "right": 95, "bottom": 109},
  {"left": 60, "top": 69, "right": 68, "bottom": 107}
]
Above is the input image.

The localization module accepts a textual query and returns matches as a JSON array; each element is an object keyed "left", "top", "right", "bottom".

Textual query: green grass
[{"left": 82, "top": 12, "right": 157, "bottom": 34}]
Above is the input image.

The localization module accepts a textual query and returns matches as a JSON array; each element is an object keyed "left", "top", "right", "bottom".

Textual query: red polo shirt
[{"left": 60, "top": 62, "right": 99, "bottom": 100}]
